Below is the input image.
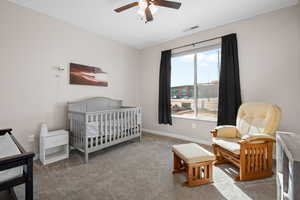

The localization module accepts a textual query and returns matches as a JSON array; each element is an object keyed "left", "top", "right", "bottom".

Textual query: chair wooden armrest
[
  {"left": 238, "top": 136, "right": 276, "bottom": 144},
  {"left": 210, "top": 129, "right": 218, "bottom": 137}
]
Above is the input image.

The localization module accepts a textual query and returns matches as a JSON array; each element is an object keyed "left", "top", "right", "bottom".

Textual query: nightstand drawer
[{"left": 44, "top": 134, "right": 68, "bottom": 149}]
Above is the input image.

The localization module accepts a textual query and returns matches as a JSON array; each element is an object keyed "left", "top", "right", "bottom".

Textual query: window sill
[{"left": 172, "top": 115, "right": 217, "bottom": 123}]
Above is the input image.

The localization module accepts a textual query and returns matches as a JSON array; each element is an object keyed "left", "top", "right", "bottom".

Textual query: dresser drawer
[{"left": 44, "top": 134, "right": 68, "bottom": 149}]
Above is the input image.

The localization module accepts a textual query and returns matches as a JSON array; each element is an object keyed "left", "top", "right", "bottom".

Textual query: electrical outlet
[
  {"left": 28, "top": 135, "right": 35, "bottom": 142},
  {"left": 192, "top": 123, "right": 196, "bottom": 129}
]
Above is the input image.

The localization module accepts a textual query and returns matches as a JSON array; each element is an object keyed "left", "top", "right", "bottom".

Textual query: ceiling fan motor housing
[{"left": 114, "top": 0, "right": 182, "bottom": 23}]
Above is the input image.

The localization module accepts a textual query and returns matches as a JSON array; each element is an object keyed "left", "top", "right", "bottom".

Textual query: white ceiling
[{"left": 8, "top": 0, "right": 298, "bottom": 49}]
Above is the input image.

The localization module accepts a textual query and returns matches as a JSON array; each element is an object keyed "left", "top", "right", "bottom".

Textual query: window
[{"left": 171, "top": 45, "right": 221, "bottom": 121}]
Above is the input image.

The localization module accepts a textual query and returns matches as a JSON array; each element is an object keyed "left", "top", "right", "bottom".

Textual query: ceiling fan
[{"left": 114, "top": 0, "right": 182, "bottom": 23}]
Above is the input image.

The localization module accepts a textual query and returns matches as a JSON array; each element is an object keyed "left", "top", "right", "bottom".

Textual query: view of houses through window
[{"left": 171, "top": 46, "right": 221, "bottom": 121}]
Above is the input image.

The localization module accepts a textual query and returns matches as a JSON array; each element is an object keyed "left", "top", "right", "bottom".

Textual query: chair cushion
[
  {"left": 212, "top": 137, "right": 241, "bottom": 155},
  {"left": 172, "top": 143, "right": 215, "bottom": 164},
  {"left": 0, "top": 134, "right": 23, "bottom": 183},
  {"left": 236, "top": 103, "right": 281, "bottom": 137}
]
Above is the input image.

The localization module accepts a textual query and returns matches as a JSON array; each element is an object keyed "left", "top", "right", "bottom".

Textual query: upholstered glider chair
[{"left": 211, "top": 103, "right": 281, "bottom": 181}]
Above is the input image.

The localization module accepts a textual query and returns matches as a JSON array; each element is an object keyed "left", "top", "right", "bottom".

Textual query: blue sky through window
[{"left": 171, "top": 48, "right": 220, "bottom": 87}]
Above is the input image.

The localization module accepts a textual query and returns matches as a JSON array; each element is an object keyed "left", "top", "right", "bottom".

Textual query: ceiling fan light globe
[
  {"left": 137, "top": 8, "right": 145, "bottom": 17},
  {"left": 138, "top": 0, "right": 148, "bottom": 10}
]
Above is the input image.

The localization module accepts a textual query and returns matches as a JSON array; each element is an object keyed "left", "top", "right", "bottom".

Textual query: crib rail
[{"left": 69, "top": 107, "right": 142, "bottom": 160}]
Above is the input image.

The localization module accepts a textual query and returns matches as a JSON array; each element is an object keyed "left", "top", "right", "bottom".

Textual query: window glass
[
  {"left": 171, "top": 54, "right": 195, "bottom": 117},
  {"left": 171, "top": 46, "right": 221, "bottom": 121},
  {"left": 196, "top": 48, "right": 220, "bottom": 120}
]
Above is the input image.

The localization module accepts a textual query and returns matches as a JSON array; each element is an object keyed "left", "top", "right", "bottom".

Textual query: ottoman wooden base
[{"left": 173, "top": 152, "right": 214, "bottom": 187}]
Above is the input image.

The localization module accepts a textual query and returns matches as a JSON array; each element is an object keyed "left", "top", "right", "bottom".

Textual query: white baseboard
[{"left": 142, "top": 128, "right": 211, "bottom": 146}]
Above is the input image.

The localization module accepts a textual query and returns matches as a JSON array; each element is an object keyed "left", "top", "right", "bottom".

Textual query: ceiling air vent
[{"left": 183, "top": 25, "right": 199, "bottom": 32}]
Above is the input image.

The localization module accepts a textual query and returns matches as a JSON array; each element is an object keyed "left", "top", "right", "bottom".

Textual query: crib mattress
[
  {"left": 87, "top": 122, "right": 133, "bottom": 137},
  {"left": 0, "top": 134, "right": 23, "bottom": 183}
]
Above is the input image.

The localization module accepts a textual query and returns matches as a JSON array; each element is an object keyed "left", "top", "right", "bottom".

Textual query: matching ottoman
[{"left": 172, "top": 143, "right": 216, "bottom": 187}]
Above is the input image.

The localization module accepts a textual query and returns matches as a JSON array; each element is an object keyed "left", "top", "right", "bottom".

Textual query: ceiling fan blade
[
  {"left": 152, "top": 0, "right": 181, "bottom": 9},
  {"left": 114, "top": 2, "right": 139, "bottom": 13},
  {"left": 145, "top": 7, "right": 154, "bottom": 22}
]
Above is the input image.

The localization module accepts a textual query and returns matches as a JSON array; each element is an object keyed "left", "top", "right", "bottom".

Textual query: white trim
[
  {"left": 172, "top": 115, "right": 217, "bottom": 123},
  {"left": 142, "top": 128, "right": 211, "bottom": 146},
  {"left": 172, "top": 43, "right": 221, "bottom": 57}
]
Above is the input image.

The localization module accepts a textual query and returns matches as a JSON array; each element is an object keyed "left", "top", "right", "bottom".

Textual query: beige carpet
[{"left": 2, "top": 133, "right": 276, "bottom": 200}]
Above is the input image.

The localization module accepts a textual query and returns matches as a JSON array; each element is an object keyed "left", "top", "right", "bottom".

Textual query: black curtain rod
[{"left": 171, "top": 34, "right": 227, "bottom": 51}]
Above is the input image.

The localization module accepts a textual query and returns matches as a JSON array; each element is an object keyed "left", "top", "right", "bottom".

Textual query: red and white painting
[{"left": 70, "top": 63, "right": 108, "bottom": 87}]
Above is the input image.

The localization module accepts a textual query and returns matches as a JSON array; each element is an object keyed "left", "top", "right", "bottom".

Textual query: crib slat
[
  {"left": 116, "top": 112, "right": 118, "bottom": 140},
  {"left": 137, "top": 108, "right": 139, "bottom": 135},
  {"left": 125, "top": 111, "right": 128, "bottom": 137},
  {"left": 73, "top": 119, "right": 76, "bottom": 146},
  {"left": 123, "top": 111, "right": 125, "bottom": 138},
  {"left": 113, "top": 112, "right": 115, "bottom": 140},
  {"left": 132, "top": 110, "right": 135, "bottom": 135},
  {"left": 128, "top": 110, "right": 131, "bottom": 136},
  {"left": 113, "top": 112, "right": 116, "bottom": 140},
  {"left": 104, "top": 113, "right": 107, "bottom": 144},
  {"left": 108, "top": 112, "right": 111, "bottom": 143},
  {"left": 134, "top": 109, "right": 137, "bottom": 135},
  {"left": 109, "top": 112, "right": 112, "bottom": 143},
  {"left": 133, "top": 109, "right": 136, "bottom": 135},
  {"left": 120, "top": 111, "right": 123, "bottom": 138},
  {"left": 115, "top": 112, "right": 117, "bottom": 140},
  {"left": 128, "top": 110, "right": 130, "bottom": 137},
  {"left": 138, "top": 108, "right": 142, "bottom": 135},
  {"left": 102, "top": 113, "right": 104, "bottom": 144},
  {"left": 109, "top": 112, "right": 113, "bottom": 142},
  {"left": 112, "top": 112, "right": 114, "bottom": 142},
  {"left": 78, "top": 120, "right": 81, "bottom": 147},
  {"left": 120, "top": 111, "right": 122, "bottom": 138},
  {"left": 100, "top": 113, "right": 103, "bottom": 145},
  {"left": 76, "top": 120, "right": 78, "bottom": 147},
  {"left": 124, "top": 111, "right": 127, "bottom": 137},
  {"left": 124, "top": 111, "right": 126, "bottom": 138},
  {"left": 117, "top": 112, "right": 119, "bottom": 140},
  {"left": 79, "top": 121, "right": 82, "bottom": 146},
  {"left": 95, "top": 114, "right": 98, "bottom": 148},
  {"left": 131, "top": 110, "right": 134, "bottom": 136},
  {"left": 128, "top": 110, "right": 130, "bottom": 136},
  {"left": 118, "top": 112, "right": 120, "bottom": 139},
  {"left": 116, "top": 112, "right": 119, "bottom": 140},
  {"left": 118, "top": 112, "right": 121, "bottom": 139},
  {"left": 112, "top": 112, "right": 114, "bottom": 141},
  {"left": 73, "top": 119, "right": 77, "bottom": 145},
  {"left": 133, "top": 110, "right": 135, "bottom": 135}
]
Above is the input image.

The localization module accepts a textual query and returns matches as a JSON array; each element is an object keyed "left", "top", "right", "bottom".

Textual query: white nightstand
[{"left": 39, "top": 128, "right": 69, "bottom": 165}]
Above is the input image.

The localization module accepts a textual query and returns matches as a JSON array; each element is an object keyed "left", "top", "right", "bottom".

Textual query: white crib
[{"left": 68, "top": 97, "right": 142, "bottom": 163}]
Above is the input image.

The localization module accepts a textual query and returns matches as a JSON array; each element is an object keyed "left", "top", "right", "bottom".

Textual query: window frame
[{"left": 171, "top": 44, "right": 221, "bottom": 122}]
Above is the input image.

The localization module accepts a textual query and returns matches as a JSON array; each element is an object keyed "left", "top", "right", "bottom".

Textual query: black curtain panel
[
  {"left": 158, "top": 50, "right": 172, "bottom": 125},
  {"left": 217, "top": 33, "right": 242, "bottom": 126}
]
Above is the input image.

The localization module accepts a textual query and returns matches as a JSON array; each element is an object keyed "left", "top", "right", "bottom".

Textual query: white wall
[
  {"left": 139, "top": 4, "right": 300, "bottom": 144},
  {"left": 0, "top": 1, "right": 140, "bottom": 151}
]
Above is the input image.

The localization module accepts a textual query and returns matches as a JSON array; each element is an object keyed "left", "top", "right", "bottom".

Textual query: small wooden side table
[{"left": 40, "top": 129, "right": 69, "bottom": 165}]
